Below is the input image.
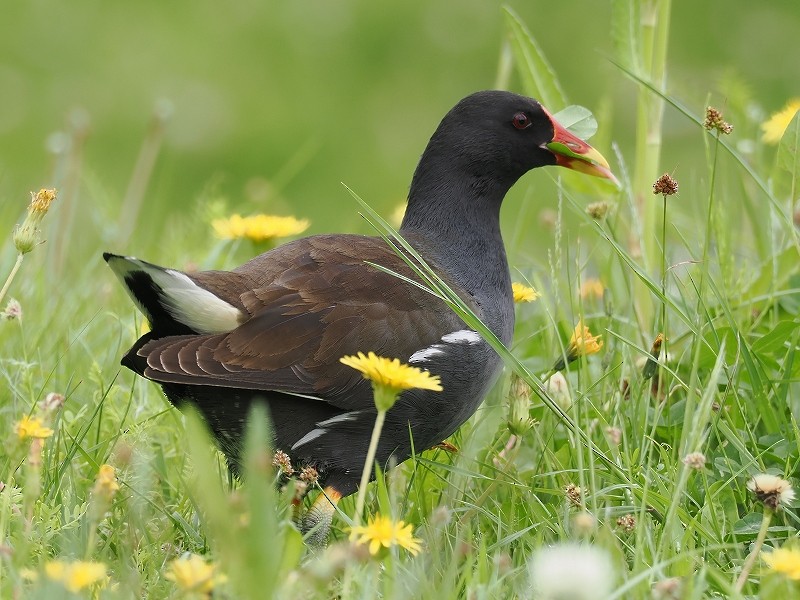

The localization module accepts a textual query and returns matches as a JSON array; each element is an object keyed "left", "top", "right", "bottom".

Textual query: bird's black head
[
  {"left": 409, "top": 90, "right": 616, "bottom": 201},
  {"left": 431, "top": 91, "right": 559, "bottom": 181}
]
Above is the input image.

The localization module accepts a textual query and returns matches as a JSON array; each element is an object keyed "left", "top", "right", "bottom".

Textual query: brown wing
[{"left": 135, "top": 234, "right": 471, "bottom": 409}]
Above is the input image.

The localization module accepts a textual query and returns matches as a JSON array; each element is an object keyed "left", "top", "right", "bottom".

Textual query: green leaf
[
  {"left": 610, "top": 0, "right": 640, "bottom": 73},
  {"left": 776, "top": 110, "right": 800, "bottom": 200},
  {"left": 552, "top": 105, "right": 598, "bottom": 140},
  {"left": 752, "top": 321, "right": 800, "bottom": 357},
  {"left": 503, "top": 7, "right": 567, "bottom": 109},
  {"left": 778, "top": 110, "right": 800, "bottom": 174}
]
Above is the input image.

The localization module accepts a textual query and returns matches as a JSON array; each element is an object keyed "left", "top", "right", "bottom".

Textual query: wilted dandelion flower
[
  {"left": 528, "top": 543, "right": 613, "bottom": 600},
  {"left": 642, "top": 333, "right": 665, "bottom": 380},
  {"left": 349, "top": 514, "right": 422, "bottom": 556},
  {"left": 15, "top": 415, "right": 54, "bottom": 440},
  {"left": 512, "top": 282, "right": 541, "bottom": 303},
  {"left": 13, "top": 189, "right": 57, "bottom": 254},
  {"left": 45, "top": 560, "right": 107, "bottom": 593},
  {"left": 762, "top": 546, "right": 800, "bottom": 580},
  {"left": 165, "top": 554, "right": 227, "bottom": 595},
  {"left": 212, "top": 214, "right": 309, "bottom": 243},
  {"left": 340, "top": 352, "right": 441, "bottom": 411},
  {"left": 747, "top": 474, "right": 795, "bottom": 510},
  {"left": 761, "top": 99, "right": 800, "bottom": 144}
]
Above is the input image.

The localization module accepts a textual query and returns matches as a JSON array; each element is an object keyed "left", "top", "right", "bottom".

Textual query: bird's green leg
[{"left": 302, "top": 486, "right": 342, "bottom": 548}]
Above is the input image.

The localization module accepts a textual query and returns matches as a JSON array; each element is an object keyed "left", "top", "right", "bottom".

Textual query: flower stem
[
  {"left": 0, "top": 253, "right": 24, "bottom": 307},
  {"left": 659, "top": 192, "right": 668, "bottom": 398},
  {"left": 734, "top": 509, "right": 772, "bottom": 592},
  {"left": 352, "top": 408, "right": 387, "bottom": 528}
]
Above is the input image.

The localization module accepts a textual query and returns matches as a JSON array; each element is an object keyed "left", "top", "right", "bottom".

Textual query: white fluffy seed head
[
  {"left": 528, "top": 543, "right": 614, "bottom": 600},
  {"left": 747, "top": 473, "right": 795, "bottom": 510}
]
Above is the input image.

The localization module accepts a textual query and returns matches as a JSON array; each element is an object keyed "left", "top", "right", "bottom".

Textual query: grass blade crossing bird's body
[{"left": 105, "top": 90, "right": 616, "bottom": 542}]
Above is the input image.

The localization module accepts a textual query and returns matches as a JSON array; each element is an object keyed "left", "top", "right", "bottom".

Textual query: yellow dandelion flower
[
  {"left": 340, "top": 352, "right": 442, "bottom": 391},
  {"left": 165, "top": 554, "right": 227, "bottom": 594},
  {"left": 349, "top": 514, "right": 422, "bottom": 556},
  {"left": 763, "top": 546, "right": 800, "bottom": 580},
  {"left": 93, "top": 464, "right": 120, "bottom": 499},
  {"left": 568, "top": 321, "right": 603, "bottom": 358},
  {"left": 762, "top": 99, "right": 800, "bottom": 144},
  {"left": 512, "top": 282, "right": 541, "bottom": 303},
  {"left": 15, "top": 415, "right": 54, "bottom": 440},
  {"left": 45, "top": 560, "right": 106, "bottom": 593},
  {"left": 579, "top": 279, "right": 604, "bottom": 300},
  {"left": 554, "top": 321, "right": 603, "bottom": 370},
  {"left": 212, "top": 214, "right": 309, "bottom": 243}
]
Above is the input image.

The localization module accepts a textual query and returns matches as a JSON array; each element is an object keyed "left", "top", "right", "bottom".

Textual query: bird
[{"left": 104, "top": 90, "right": 616, "bottom": 544}]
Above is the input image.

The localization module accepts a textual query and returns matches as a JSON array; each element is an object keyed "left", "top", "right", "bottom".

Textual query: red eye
[{"left": 512, "top": 112, "right": 530, "bottom": 130}]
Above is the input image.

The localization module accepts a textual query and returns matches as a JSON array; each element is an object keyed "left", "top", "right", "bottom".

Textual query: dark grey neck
[{"left": 400, "top": 169, "right": 515, "bottom": 340}]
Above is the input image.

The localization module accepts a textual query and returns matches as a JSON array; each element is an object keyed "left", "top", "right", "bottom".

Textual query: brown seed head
[
  {"left": 704, "top": 106, "right": 733, "bottom": 134},
  {"left": 682, "top": 452, "right": 706, "bottom": 470},
  {"left": 272, "top": 450, "right": 294, "bottom": 475},
  {"left": 299, "top": 466, "right": 319, "bottom": 485},
  {"left": 564, "top": 483, "right": 583, "bottom": 507},
  {"left": 585, "top": 201, "right": 610, "bottom": 220},
  {"left": 652, "top": 174, "right": 678, "bottom": 196},
  {"left": 616, "top": 513, "right": 636, "bottom": 533}
]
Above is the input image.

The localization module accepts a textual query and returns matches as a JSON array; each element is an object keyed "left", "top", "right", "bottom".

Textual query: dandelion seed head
[
  {"left": 747, "top": 473, "right": 795, "bottom": 510},
  {"left": 528, "top": 543, "right": 613, "bottom": 600}
]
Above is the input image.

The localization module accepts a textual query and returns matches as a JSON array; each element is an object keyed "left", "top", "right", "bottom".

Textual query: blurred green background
[{"left": 2, "top": 0, "right": 799, "bottom": 254}]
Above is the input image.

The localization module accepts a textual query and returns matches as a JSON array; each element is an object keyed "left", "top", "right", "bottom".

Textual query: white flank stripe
[
  {"left": 318, "top": 410, "right": 363, "bottom": 427},
  {"left": 409, "top": 344, "right": 446, "bottom": 363},
  {"left": 441, "top": 329, "right": 482, "bottom": 345},
  {"left": 291, "top": 428, "right": 326, "bottom": 450}
]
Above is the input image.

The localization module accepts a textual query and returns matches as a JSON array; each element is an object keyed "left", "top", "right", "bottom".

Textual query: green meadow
[{"left": 2, "top": 2, "right": 800, "bottom": 598}]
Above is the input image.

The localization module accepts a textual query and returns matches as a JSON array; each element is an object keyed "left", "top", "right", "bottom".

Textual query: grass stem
[
  {"left": 0, "top": 253, "right": 24, "bottom": 307},
  {"left": 734, "top": 509, "right": 772, "bottom": 592},
  {"left": 353, "top": 408, "right": 387, "bottom": 528}
]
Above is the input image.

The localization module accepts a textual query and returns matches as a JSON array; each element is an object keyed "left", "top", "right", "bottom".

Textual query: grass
[{"left": 2, "top": 4, "right": 800, "bottom": 599}]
